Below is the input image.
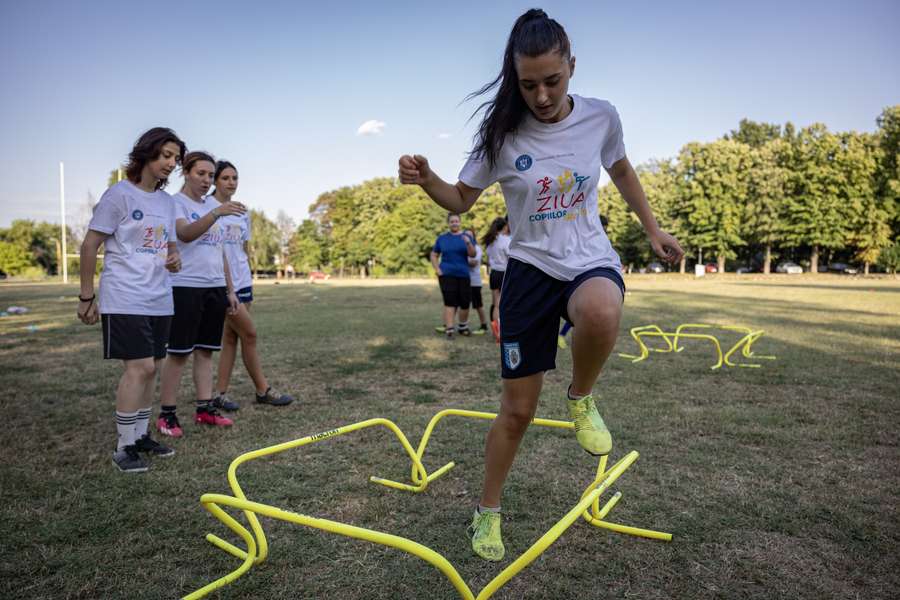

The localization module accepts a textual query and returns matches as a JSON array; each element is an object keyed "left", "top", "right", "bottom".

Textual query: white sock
[
  {"left": 478, "top": 504, "right": 501, "bottom": 514},
  {"left": 116, "top": 411, "right": 138, "bottom": 451},
  {"left": 457, "top": 321, "right": 470, "bottom": 331},
  {"left": 134, "top": 408, "right": 151, "bottom": 439}
]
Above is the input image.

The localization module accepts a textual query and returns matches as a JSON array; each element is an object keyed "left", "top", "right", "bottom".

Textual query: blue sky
[{"left": 1, "top": 0, "right": 898, "bottom": 229}]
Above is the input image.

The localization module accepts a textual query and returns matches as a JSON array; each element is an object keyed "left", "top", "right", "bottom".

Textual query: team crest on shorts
[{"left": 503, "top": 342, "right": 522, "bottom": 370}]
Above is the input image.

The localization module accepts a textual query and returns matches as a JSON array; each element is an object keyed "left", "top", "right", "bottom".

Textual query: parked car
[
  {"left": 704, "top": 263, "right": 718, "bottom": 273},
  {"left": 776, "top": 262, "right": 803, "bottom": 274},
  {"left": 647, "top": 262, "right": 664, "bottom": 273},
  {"left": 736, "top": 266, "right": 754, "bottom": 274},
  {"left": 307, "top": 271, "right": 331, "bottom": 282},
  {"left": 828, "top": 262, "right": 858, "bottom": 274}
]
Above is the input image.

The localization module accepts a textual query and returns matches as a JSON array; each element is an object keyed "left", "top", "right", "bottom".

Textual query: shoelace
[
  {"left": 163, "top": 413, "right": 180, "bottom": 427},
  {"left": 572, "top": 397, "right": 595, "bottom": 432},
  {"left": 474, "top": 512, "right": 498, "bottom": 539},
  {"left": 124, "top": 445, "right": 141, "bottom": 460}
]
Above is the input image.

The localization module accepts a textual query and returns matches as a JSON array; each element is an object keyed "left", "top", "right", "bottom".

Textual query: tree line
[{"left": 2, "top": 107, "right": 898, "bottom": 279}]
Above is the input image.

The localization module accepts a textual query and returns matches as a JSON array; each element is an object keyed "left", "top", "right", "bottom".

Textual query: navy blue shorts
[
  {"left": 499, "top": 258, "right": 625, "bottom": 379},
  {"left": 236, "top": 286, "right": 253, "bottom": 304}
]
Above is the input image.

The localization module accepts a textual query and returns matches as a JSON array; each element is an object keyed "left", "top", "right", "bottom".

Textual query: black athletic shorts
[
  {"left": 489, "top": 269, "right": 505, "bottom": 291},
  {"left": 470, "top": 285, "right": 483, "bottom": 309},
  {"left": 499, "top": 258, "right": 625, "bottom": 379},
  {"left": 102, "top": 314, "right": 172, "bottom": 360},
  {"left": 438, "top": 275, "right": 471, "bottom": 309},
  {"left": 168, "top": 286, "right": 228, "bottom": 354}
]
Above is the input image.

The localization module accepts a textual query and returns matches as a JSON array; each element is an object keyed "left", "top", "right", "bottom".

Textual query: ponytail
[{"left": 466, "top": 9, "right": 571, "bottom": 168}]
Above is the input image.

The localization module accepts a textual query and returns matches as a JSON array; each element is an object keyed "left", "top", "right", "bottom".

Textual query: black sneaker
[
  {"left": 445, "top": 327, "right": 455, "bottom": 339},
  {"left": 134, "top": 434, "right": 175, "bottom": 458},
  {"left": 113, "top": 445, "right": 148, "bottom": 473},
  {"left": 255, "top": 387, "right": 294, "bottom": 406},
  {"left": 212, "top": 393, "right": 240, "bottom": 412},
  {"left": 458, "top": 326, "right": 471, "bottom": 337}
]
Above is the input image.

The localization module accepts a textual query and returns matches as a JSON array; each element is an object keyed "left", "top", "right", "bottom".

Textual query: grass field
[{"left": 1, "top": 275, "right": 898, "bottom": 600}]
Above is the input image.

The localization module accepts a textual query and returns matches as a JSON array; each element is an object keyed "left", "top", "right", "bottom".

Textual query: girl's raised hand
[
  {"left": 398, "top": 154, "right": 433, "bottom": 186},
  {"left": 214, "top": 201, "right": 247, "bottom": 218}
]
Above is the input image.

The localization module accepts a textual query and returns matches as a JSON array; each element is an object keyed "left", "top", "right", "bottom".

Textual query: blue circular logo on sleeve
[
  {"left": 515, "top": 154, "right": 533, "bottom": 172},
  {"left": 131, "top": 209, "right": 143, "bottom": 220},
  {"left": 191, "top": 212, "right": 201, "bottom": 221}
]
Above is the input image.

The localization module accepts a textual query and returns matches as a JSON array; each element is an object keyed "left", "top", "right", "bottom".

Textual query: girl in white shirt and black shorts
[
  {"left": 482, "top": 216, "right": 511, "bottom": 341},
  {"left": 78, "top": 127, "right": 186, "bottom": 473},
  {"left": 399, "top": 8, "right": 684, "bottom": 562},
  {"left": 156, "top": 151, "right": 246, "bottom": 437}
]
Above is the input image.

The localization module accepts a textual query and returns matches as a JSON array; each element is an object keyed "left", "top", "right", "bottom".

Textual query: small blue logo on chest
[
  {"left": 191, "top": 212, "right": 201, "bottom": 221},
  {"left": 515, "top": 155, "right": 533, "bottom": 172},
  {"left": 132, "top": 209, "right": 144, "bottom": 220}
]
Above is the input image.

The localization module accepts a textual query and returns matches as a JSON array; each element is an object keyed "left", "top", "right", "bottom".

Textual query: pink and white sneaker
[
  {"left": 195, "top": 407, "right": 233, "bottom": 427},
  {"left": 156, "top": 413, "right": 183, "bottom": 438}
]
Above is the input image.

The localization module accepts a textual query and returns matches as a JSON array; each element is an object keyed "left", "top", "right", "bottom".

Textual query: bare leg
[
  {"left": 443, "top": 306, "right": 456, "bottom": 329},
  {"left": 476, "top": 306, "right": 487, "bottom": 327},
  {"left": 491, "top": 289, "right": 501, "bottom": 322},
  {"left": 567, "top": 278, "right": 623, "bottom": 396},
  {"left": 458, "top": 307, "right": 470, "bottom": 324},
  {"left": 117, "top": 358, "right": 157, "bottom": 412},
  {"left": 225, "top": 303, "right": 269, "bottom": 394},
  {"left": 216, "top": 317, "right": 239, "bottom": 395},
  {"left": 479, "top": 371, "right": 544, "bottom": 507},
  {"left": 192, "top": 349, "right": 214, "bottom": 400},
  {"left": 159, "top": 353, "right": 189, "bottom": 406}
]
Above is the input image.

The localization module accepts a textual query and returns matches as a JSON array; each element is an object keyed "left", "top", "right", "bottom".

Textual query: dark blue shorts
[
  {"left": 499, "top": 258, "right": 625, "bottom": 379},
  {"left": 236, "top": 286, "right": 253, "bottom": 304}
]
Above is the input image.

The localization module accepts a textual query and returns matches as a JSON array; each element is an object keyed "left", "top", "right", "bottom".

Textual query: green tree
[
  {"left": 248, "top": 209, "right": 279, "bottom": 276},
  {"left": 288, "top": 220, "right": 327, "bottom": 273},
  {"left": 842, "top": 132, "right": 888, "bottom": 274},
  {"left": 744, "top": 139, "right": 789, "bottom": 273},
  {"left": 0, "top": 220, "right": 71, "bottom": 275},
  {"left": 0, "top": 240, "right": 35, "bottom": 275},
  {"left": 675, "top": 140, "right": 751, "bottom": 272},
  {"left": 782, "top": 124, "right": 852, "bottom": 273},
  {"left": 725, "top": 118, "right": 782, "bottom": 148},
  {"left": 876, "top": 239, "right": 900, "bottom": 274},
  {"left": 875, "top": 106, "right": 900, "bottom": 238}
]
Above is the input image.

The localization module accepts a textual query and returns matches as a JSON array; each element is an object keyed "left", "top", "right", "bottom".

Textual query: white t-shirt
[
  {"left": 219, "top": 209, "right": 252, "bottom": 291},
  {"left": 468, "top": 244, "right": 483, "bottom": 287},
  {"left": 459, "top": 95, "right": 625, "bottom": 280},
  {"left": 169, "top": 193, "right": 227, "bottom": 288},
  {"left": 486, "top": 233, "right": 511, "bottom": 272},
  {"left": 88, "top": 180, "right": 177, "bottom": 316}
]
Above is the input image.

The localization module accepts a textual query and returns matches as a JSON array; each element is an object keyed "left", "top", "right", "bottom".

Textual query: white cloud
[
  {"left": 357, "top": 119, "right": 386, "bottom": 136},
  {"left": 437, "top": 132, "right": 452, "bottom": 139}
]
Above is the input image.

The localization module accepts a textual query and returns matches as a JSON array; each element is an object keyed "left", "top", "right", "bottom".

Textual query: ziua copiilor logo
[
  {"left": 138, "top": 224, "right": 169, "bottom": 255},
  {"left": 530, "top": 169, "right": 591, "bottom": 223}
]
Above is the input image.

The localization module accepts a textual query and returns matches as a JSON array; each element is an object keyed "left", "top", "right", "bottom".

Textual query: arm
[
  {"left": 463, "top": 234, "right": 476, "bottom": 258},
  {"left": 607, "top": 157, "right": 684, "bottom": 263},
  {"left": 398, "top": 154, "right": 482, "bottom": 213},
  {"left": 164, "top": 241, "right": 181, "bottom": 273},
  {"left": 430, "top": 251, "right": 443, "bottom": 277},
  {"left": 77, "top": 230, "right": 106, "bottom": 324},
  {"left": 223, "top": 252, "right": 239, "bottom": 313},
  {"left": 176, "top": 201, "right": 247, "bottom": 243}
]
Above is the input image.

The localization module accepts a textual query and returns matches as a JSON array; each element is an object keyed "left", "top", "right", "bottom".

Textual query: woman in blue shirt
[{"left": 431, "top": 213, "right": 476, "bottom": 338}]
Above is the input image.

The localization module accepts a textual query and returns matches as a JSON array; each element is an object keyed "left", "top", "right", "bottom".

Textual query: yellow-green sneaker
[
  {"left": 566, "top": 394, "right": 612, "bottom": 456},
  {"left": 468, "top": 509, "right": 505, "bottom": 561}
]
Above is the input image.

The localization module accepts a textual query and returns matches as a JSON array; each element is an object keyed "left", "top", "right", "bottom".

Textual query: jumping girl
[{"left": 398, "top": 9, "right": 683, "bottom": 560}]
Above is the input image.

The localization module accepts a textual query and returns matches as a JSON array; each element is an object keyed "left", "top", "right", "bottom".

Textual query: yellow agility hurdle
[
  {"left": 185, "top": 410, "right": 671, "bottom": 599},
  {"left": 619, "top": 323, "right": 776, "bottom": 369}
]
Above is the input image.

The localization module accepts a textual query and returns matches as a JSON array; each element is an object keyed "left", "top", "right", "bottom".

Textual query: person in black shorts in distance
[{"left": 431, "top": 213, "right": 476, "bottom": 338}]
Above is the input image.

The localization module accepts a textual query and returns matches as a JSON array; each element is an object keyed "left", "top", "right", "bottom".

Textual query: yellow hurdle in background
[
  {"left": 619, "top": 323, "right": 776, "bottom": 369},
  {"left": 184, "top": 409, "right": 671, "bottom": 600}
]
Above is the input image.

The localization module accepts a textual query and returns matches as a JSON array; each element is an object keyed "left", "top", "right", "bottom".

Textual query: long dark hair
[
  {"left": 467, "top": 9, "right": 571, "bottom": 168},
  {"left": 211, "top": 160, "right": 238, "bottom": 197},
  {"left": 125, "top": 127, "right": 186, "bottom": 190},
  {"left": 481, "top": 216, "right": 508, "bottom": 247}
]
